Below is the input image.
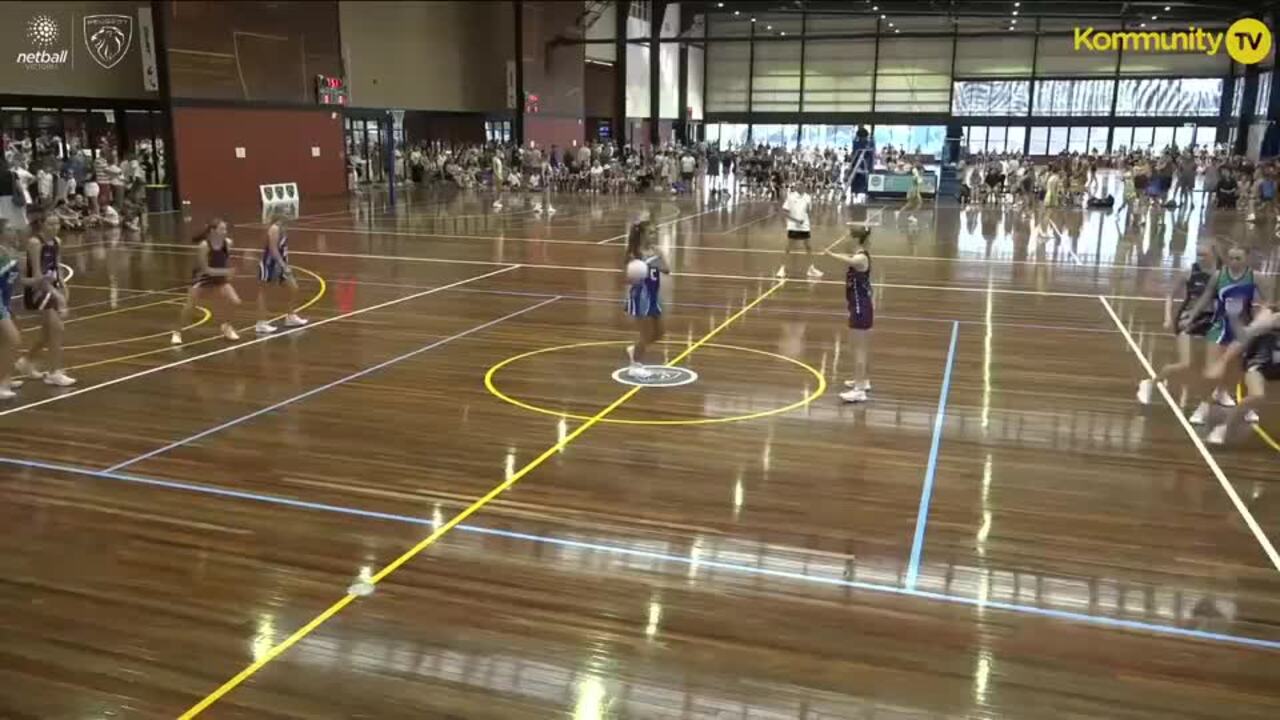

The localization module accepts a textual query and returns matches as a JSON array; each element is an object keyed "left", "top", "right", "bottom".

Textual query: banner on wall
[
  {"left": 0, "top": 2, "right": 154, "bottom": 98},
  {"left": 137, "top": 5, "right": 158, "bottom": 91},
  {"left": 506, "top": 60, "right": 517, "bottom": 110}
]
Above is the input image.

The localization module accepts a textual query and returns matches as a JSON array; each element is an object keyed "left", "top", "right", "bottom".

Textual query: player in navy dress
[
  {"left": 1206, "top": 304, "right": 1279, "bottom": 444},
  {"left": 0, "top": 241, "right": 25, "bottom": 399},
  {"left": 171, "top": 218, "right": 242, "bottom": 345},
  {"left": 254, "top": 213, "right": 308, "bottom": 334},
  {"left": 1182, "top": 244, "right": 1264, "bottom": 425},
  {"left": 17, "top": 213, "right": 75, "bottom": 387},
  {"left": 1137, "top": 244, "right": 1218, "bottom": 406},
  {"left": 623, "top": 220, "right": 669, "bottom": 379},
  {"left": 826, "top": 224, "right": 874, "bottom": 403}
]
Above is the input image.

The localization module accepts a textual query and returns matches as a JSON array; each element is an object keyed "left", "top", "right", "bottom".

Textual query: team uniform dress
[
  {"left": 624, "top": 254, "right": 662, "bottom": 318},
  {"left": 194, "top": 240, "right": 231, "bottom": 288},
  {"left": 1244, "top": 328, "right": 1280, "bottom": 381},
  {"left": 846, "top": 250, "right": 873, "bottom": 330},
  {"left": 0, "top": 252, "right": 18, "bottom": 320},
  {"left": 259, "top": 228, "right": 290, "bottom": 283},
  {"left": 23, "top": 238, "right": 61, "bottom": 311},
  {"left": 1208, "top": 268, "right": 1257, "bottom": 346},
  {"left": 1176, "top": 261, "right": 1214, "bottom": 337}
]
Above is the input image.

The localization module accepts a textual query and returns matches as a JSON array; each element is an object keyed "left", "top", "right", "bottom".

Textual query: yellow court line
[
  {"left": 485, "top": 340, "right": 826, "bottom": 425},
  {"left": 1237, "top": 384, "right": 1280, "bottom": 453},
  {"left": 20, "top": 297, "right": 177, "bottom": 333},
  {"left": 176, "top": 278, "right": 789, "bottom": 719},
  {"left": 62, "top": 303, "right": 212, "bottom": 351},
  {"left": 59, "top": 267, "right": 325, "bottom": 374}
]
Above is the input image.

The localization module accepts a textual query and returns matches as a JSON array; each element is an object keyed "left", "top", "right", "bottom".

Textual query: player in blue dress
[
  {"left": 171, "top": 218, "right": 242, "bottom": 345},
  {"left": 0, "top": 241, "right": 25, "bottom": 399},
  {"left": 1206, "top": 305, "right": 1278, "bottom": 444},
  {"left": 254, "top": 213, "right": 308, "bottom": 334},
  {"left": 826, "top": 223, "right": 874, "bottom": 403},
  {"left": 1182, "top": 244, "right": 1263, "bottom": 425},
  {"left": 623, "top": 220, "right": 669, "bottom": 379},
  {"left": 17, "top": 213, "right": 75, "bottom": 387}
]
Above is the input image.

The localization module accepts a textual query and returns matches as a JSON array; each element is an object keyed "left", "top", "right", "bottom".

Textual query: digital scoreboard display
[{"left": 316, "top": 74, "right": 348, "bottom": 105}]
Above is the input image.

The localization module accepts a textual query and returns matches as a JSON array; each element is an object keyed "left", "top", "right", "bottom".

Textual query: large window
[
  {"left": 1047, "top": 127, "right": 1068, "bottom": 154},
  {"left": 952, "top": 80, "right": 1031, "bottom": 116},
  {"left": 1007, "top": 126, "right": 1026, "bottom": 154},
  {"left": 752, "top": 40, "right": 802, "bottom": 112},
  {"left": 1231, "top": 75, "right": 1246, "bottom": 117},
  {"left": 875, "top": 38, "right": 953, "bottom": 112},
  {"left": 1033, "top": 79, "right": 1115, "bottom": 116},
  {"left": 752, "top": 123, "right": 798, "bottom": 148},
  {"left": 875, "top": 124, "right": 946, "bottom": 158},
  {"left": 1114, "top": 78, "right": 1222, "bottom": 117},
  {"left": 1111, "top": 126, "right": 1133, "bottom": 152},
  {"left": 706, "top": 42, "right": 750, "bottom": 112},
  {"left": 1028, "top": 126, "right": 1048, "bottom": 155},
  {"left": 803, "top": 39, "right": 875, "bottom": 112},
  {"left": 800, "top": 124, "right": 854, "bottom": 149},
  {"left": 1256, "top": 71, "right": 1273, "bottom": 118},
  {"left": 954, "top": 35, "right": 1034, "bottom": 77}
]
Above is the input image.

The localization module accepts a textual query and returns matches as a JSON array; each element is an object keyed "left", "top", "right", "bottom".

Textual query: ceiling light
[
  {"left": 1011, "top": 18, "right": 1018, "bottom": 23},
  {"left": 880, "top": 14, "right": 886, "bottom": 19},
  {"left": 750, "top": 17, "right": 757, "bottom": 22},
  {"left": 895, "top": 28, "right": 900, "bottom": 33},
  {"left": 1014, "top": 1, "right": 1020, "bottom": 5},
  {"left": 888, "top": 22, "right": 895, "bottom": 27},
  {"left": 733, "top": 10, "right": 739, "bottom": 15},
  {"left": 1164, "top": 5, "right": 1171, "bottom": 10},
  {"left": 1012, "top": 10, "right": 1018, "bottom": 15},
  {"left": 873, "top": 5, "right": 879, "bottom": 9},
  {"left": 1140, "top": 22, "right": 1147, "bottom": 27},
  {"left": 1152, "top": 15, "right": 1158, "bottom": 20},
  {"left": 780, "top": 31, "right": 786, "bottom": 35},
  {"left": 717, "top": 2, "right": 724, "bottom": 6}
]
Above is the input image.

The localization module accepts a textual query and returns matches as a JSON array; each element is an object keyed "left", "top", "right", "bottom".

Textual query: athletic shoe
[
  {"left": 843, "top": 380, "right": 872, "bottom": 392},
  {"left": 0, "top": 388, "right": 16, "bottom": 401},
  {"left": 1246, "top": 213, "right": 1257, "bottom": 223},
  {"left": 170, "top": 331, "right": 183, "bottom": 346},
  {"left": 43, "top": 371, "right": 76, "bottom": 387},
  {"left": 1207, "top": 424, "right": 1228, "bottom": 445},
  {"left": 774, "top": 266, "right": 787, "bottom": 279},
  {"left": 1213, "top": 388, "right": 1237, "bottom": 407},
  {"left": 839, "top": 389, "right": 868, "bottom": 403},
  {"left": 221, "top": 323, "right": 240, "bottom": 341},
  {"left": 1245, "top": 409, "right": 1261, "bottom": 424},
  {"left": 255, "top": 321, "right": 278, "bottom": 335},
  {"left": 546, "top": 206, "right": 557, "bottom": 215},
  {"left": 15, "top": 357, "right": 43, "bottom": 379},
  {"left": 492, "top": 201, "right": 503, "bottom": 210},
  {"left": 806, "top": 265, "right": 824, "bottom": 279},
  {"left": 1136, "top": 378, "right": 1154, "bottom": 405},
  {"left": 284, "top": 314, "right": 308, "bottom": 327},
  {"left": 1189, "top": 401, "right": 1211, "bottom": 425}
]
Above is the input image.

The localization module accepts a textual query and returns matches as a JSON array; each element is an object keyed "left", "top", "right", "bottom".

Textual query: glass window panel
[
  {"left": 706, "top": 123, "right": 721, "bottom": 145},
  {"left": 1255, "top": 71, "right": 1272, "bottom": 118},
  {"left": 876, "top": 125, "right": 947, "bottom": 158},
  {"left": 1231, "top": 76, "right": 1245, "bottom": 117},
  {"left": 1088, "top": 126, "right": 1109, "bottom": 154},
  {"left": 966, "top": 125, "right": 987, "bottom": 154},
  {"left": 1006, "top": 125, "right": 1026, "bottom": 154},
  {"left": 1131, "top": 126, "right": 1155, "bottom": 149},
  {"left": 988, "top": 126, "right": 1007, "bottom": 151},
  {"left": 803, "top": 14, "right": 878, "bottom": 34},
  {"left": 754, "top": 13, "right": 803, "bottom": 35},
  {"left": 752, "top": 40, "right": 802, "bottom": 112},
  {"left": 952, "top": 80, "right": 1031, "bottom": 116},
  {"left": 1111, "top": 126, "right": 1132, "bottom": 152},
  {"left": 720, "top": 122, "right": 749, "bottom": 149},
  {"left": 1028, "top": 126, "right": 1049, "bottom": 155},
  {"left": 954, "top": 35, "right": 1035, "bottom": 77},
  {"left": 1194, "top": 125, "right": 1217, "bottom": 150},
  {"left": 1114, "top": 78, "right": 1222, "bottom": 117},
  {"left": 709, "top": 15, "right": 753, "bottom": 38},
  {"left": 706, "top": 42, "right": 750, "bottom": 112},
  {"left": 1067, "top": 126, "right": 1088, "bottom": 154},
  {"left": 875, "top": 38, "right": 953, "bottom": 112},
  {"left": 1152, "top": 126, "right": 1175, "bottom": 152},
  {"left": 1048, "top": 126, "right": 1069, "bottom": 153},
  {"left": 804, "top": 39, "right": 875, "bottom": 112},
  {"left": 1033, "top": 79, "right": 1115, "bottom": 116},
  {"left": 1036, "top": 34, "right": 1122, "bottom": 76},
  {"left": 1173, "top": 125, "right": 1194, "bottom": 148}
]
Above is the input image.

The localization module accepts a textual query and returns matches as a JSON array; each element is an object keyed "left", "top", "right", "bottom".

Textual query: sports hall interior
[{"left": 1, "top": 1, "right": 1279, "bottom": 719}]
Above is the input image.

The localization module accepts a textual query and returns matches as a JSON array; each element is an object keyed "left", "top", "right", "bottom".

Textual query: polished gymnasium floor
[{"left": 0, "top": 182, "right": 1277, "bottom": 719}]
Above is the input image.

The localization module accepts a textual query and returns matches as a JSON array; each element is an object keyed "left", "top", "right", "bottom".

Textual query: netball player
[
  {"left": 171, "top": 218, "right": 241, "bottom": 345},
  {"left": 1137, "top": 244, "right": 1218, "bottom": 405},
  {"left": 776, "top": 183, "right": 822, "bottom": 280},
  {"left": 17, "top": 213, "right": 74, "bottom": 386},
  {"left": 623, "top": 220, "right": 669, "bottom": 379},
  {"left": 1182, "top": 244, "right": 1263, "bottom": 425},
  {"left": 0, "top": 240, "right": 24, "bottom": 399},
  {"left": 254, "top": 213, "right": 308, "bottom": 334},
  {"left": 826, "top": 224, "right": 874, "bottom": 403},
  {"left": 1205, "top": 307, "right": 1278, "bottom": 444}
]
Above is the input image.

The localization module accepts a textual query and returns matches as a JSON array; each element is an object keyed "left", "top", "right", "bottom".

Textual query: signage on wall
[
  {"left": 316, "top": 74, "right": 348, "bottom": 105},
  {"left": 18, "top": 14, "right": 69, "bottom": 69},
  {"left": 84, "top": 14, "right": 132, "bottom": 69},
  {"left": 137, "top": 6, "right": 157, "bottom": 91}
]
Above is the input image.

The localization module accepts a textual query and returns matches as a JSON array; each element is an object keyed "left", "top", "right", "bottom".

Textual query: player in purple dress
[{"left": 826, "top": 224, "right": 874, "bottom": 403}]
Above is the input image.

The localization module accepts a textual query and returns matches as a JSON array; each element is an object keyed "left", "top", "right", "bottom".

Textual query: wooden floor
[{"left": 1, "top": 186, "right": 1278, "bottom": 719}]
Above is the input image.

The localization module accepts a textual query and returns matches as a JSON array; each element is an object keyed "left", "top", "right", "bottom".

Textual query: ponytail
[{"left": 192, "top": 217, "right": 224, "bottom": 244}]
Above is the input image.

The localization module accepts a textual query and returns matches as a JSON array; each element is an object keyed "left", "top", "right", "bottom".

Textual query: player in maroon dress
[{"left": 827, "top": 224, "right": 874, "bottom": 403}]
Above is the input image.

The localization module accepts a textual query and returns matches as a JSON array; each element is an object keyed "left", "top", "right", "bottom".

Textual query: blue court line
[
  {"left": 104, "top": 297, "right": 559, "bottom": 473},
  {"left": 904, "top": 320, "right": 960, "bottom": 591},
  {"left": 1, "top": 454, "right": 1277, "bottom": 652}
]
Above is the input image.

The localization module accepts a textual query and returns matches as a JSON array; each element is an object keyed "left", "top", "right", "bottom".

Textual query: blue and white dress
[{"left": 624, "top": 254, "right": 662, "bottom": 318}]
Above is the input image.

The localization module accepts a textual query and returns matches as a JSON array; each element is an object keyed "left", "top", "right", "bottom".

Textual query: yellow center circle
[
  {"left": 484, "top": 340, "right": 827, "bottom": 426},
  {"left": 1226, "top": 19, "right": 1272, "bottom": 65}
]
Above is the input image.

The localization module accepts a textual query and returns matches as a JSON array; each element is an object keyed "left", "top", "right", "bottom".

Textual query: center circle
[
  {"left": 484, "top": 340, "right": 827, "bottom": 426},
  {"left": 611, "top": 365, "right": 699, "bottom": 387}
]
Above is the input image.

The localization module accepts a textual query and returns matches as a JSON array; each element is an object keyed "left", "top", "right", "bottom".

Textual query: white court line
[
  {"left": 1098, "top": 295, "right": 1280, "bottom": 573},
  {"left": 713, "top": 209, "right": 778, "bottom": 235},
  {"left": 0, "top": 266, "right": 521, "bottom": 418},
  {"left": 119, "top": 242, "right": 1166, "bottom": 301},
  {"left": 595, "top": 205, "right": 732, "bottom": 244}
]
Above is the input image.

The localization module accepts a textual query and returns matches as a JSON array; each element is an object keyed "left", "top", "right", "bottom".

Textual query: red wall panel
[
  {"left": 523, "top": 115, "right": 584, "bottom": 152},
  {"left": 173, "top": 106, "right": 345, "bottom": 211}
]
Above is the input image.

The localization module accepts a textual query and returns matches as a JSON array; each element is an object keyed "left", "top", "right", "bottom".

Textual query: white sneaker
[
  {"left": 533, "top": 205, "right": 543, "bottom": 216},
  {"left": 774, "top": 266, "right": 787, "bottom": 279},
  {"left": 221, "top": 323, "right": 240, "bottom": 341},
  {"left": 1207, "top": 424, "right": 1228, "bottom": 445},
  {"left": 546, "top": 206, "right": 557, "bottom": 215},
  {"left": 628, "top": 365, "right": 652, "bottom": 379},
  {"left": 43, "top": 371, "right": 76, "bottom": 387},
  {"left": 284, "top": 314, "right": 308, "bottom": 328},
  {"left": 255, "top": 321, "right": 278, "bottom": 335},
  {"left": 15, "top": 357, "right": 43, "bottom": 379},
  {"left": 170, "top": 331, "right": 183, "bottom": 346},
  {"left": 8, "top": 379, "right": 22, "bottom": 389},
  {"left": 1136, "top": 378, "right": 1154, "bottom": 405},
  {"left": 843, "top": 380, "right": 871, "bottom": 392},
  {"left": 492, "top": 201, "right": 503, "bottom": 210},
  {"left": 1245, "top": 409, "right": 1261, "bottom": 424},
  {"left": 1189, "top": 401, "right": 1211, "bottom": 425},
  {"left": 1213, "top": 388, "right": 1237, "bottom": 407},
  {"left": 1246, "top": 213, "right": 1257, "bottom": 223},
  {"left": 806, "top": 265, "right": 824, "bottom": 279},
  {"left": 839, "top": 389, "right": 868, "bottom": 403},
  {"left": 0, "top": 388, "right": 16, "bottom": 401}
]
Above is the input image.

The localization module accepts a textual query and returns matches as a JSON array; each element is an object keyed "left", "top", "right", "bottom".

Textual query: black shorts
[
  {"left": 681, "top": 172, "right": 694, "bottom": 182},
  {"left": 787, "top": 230, "right": 811, "bottom": 241},
  {"left": 1244, "top": 336, "right": 1280, "bottom": 381}
]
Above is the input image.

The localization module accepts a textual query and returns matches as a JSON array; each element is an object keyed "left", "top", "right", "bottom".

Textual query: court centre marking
[
  {"left": 904, "top": 321, "right": 961, "bottom": 591},
  {"left": 174, "top": 279, "right": 788, "bottom": 718},
  {"left": 105, "top": 297, "right": 559, "bottom": 473},
  {"left": 1099, "top": 296, "right": 1280, "bottom": 573},
  {"left": 3, "top": 455, "right": 1277, "bottom": 653},
  {"left": 0, "top": 266, "right": 519, "bottom": 417},
  {"left": 124, "top": 242, "right": 1166, "bottom": 302}
]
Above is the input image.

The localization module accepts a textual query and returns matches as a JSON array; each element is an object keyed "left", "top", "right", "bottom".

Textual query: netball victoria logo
[
  {"left": 84, "top": 14, "right": 133, "bottom": 69},
  {"left": 18, "top": 14, "right": 69, "bottom": 69}
]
